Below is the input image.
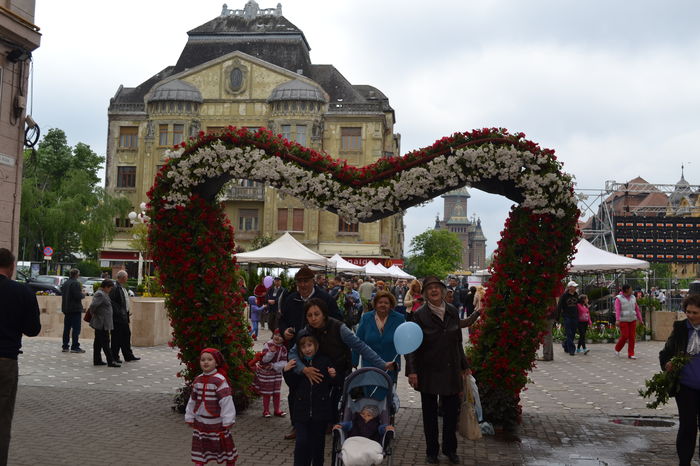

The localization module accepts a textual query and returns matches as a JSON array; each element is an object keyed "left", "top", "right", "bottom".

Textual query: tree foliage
[
  {"left": 19, "top": 128, "right": 131, "bottom": 262},
  {"left": 405, "top": 229, "right": 462, "bottom": 278}
]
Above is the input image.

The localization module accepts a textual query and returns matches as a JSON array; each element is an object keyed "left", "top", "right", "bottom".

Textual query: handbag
[
  {"left": 83, "top": 309, "right": 92, "bottom": 323},
  {"left": 458, "top": 373, "right": 482, "bottom": 440}
]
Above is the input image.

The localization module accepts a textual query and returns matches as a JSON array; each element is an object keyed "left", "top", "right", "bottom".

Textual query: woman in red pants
[{"left": 614, "top": 284, "right": 644, "bottom": 359}]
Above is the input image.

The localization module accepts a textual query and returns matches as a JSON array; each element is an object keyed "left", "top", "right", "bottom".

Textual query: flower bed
[{"left": 147, "top": 126, "right": 579, "bottom": 419}]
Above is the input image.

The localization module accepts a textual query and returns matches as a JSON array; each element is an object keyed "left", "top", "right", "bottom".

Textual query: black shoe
[
  {"left": 70, "top": 348, "right": 86, "bottom": 353},
  {"left": 426, "top": 456, "right": 439, "bottom": 464},
  {"left": 125, "top": 357, "right": 141, "bottom": 361},
  {"left": 446, "top": 453, "right": 460, "bottom": 464},
  {"left": 94, "top": 361, "right": 107, "bottom": 366},
  {"left": 113, "top": 359, "right": 123, "bottom": 364},
  {"left": 62, "top": 348, "right": 69, "bottom": 353},
  {"left": 108, "top": 363, "right": 121, "bottom": 368}
]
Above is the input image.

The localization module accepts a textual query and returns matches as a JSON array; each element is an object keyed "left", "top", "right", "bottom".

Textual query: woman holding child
[{"left": 405, "top": 276, "right": 469, "bottom": 465}]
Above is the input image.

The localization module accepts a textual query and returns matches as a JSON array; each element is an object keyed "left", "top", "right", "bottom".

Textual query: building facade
[
  {"left": 103, "top": 2, "right": 404, "bottom": 273},
  {"left": 0, "top": 1, "right": 40, "bottom": 257},
  {"left": 434, "top": 188, "right": 487, "bottom": 270}
]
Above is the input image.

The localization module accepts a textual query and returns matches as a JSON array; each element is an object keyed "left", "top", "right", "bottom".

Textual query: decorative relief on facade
[{"left": 225, "top": 60, "right": 249, "bottom": 95}]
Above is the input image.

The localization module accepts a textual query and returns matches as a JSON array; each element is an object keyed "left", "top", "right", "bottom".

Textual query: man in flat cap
[{"left": 266, "top": 277, "right": 285, "bottom": 332}]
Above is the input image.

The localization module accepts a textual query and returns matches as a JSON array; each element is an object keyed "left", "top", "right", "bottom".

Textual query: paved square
[{"left": 7, "top": 329, "right": 687, "bottom": 465}]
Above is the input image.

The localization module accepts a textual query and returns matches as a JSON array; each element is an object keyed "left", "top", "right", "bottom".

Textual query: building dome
[
  {"left": 147, "top": 80, "right": 203, "bottom": 103},
  {"left": 268, "top": 79, "right": 326, "bottom": 103}
]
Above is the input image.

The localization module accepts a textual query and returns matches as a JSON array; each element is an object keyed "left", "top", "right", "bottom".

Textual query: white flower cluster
[{"left": 156, "top": 141, "right": 577, "bottom": 221}]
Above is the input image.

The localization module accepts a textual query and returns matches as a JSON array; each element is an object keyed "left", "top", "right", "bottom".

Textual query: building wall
[
  {"left": 0, "top": 1, "right": 39, "bottom": 256},
  {"left": 104, "top": 53, "right": 403, "bottom": 264}
]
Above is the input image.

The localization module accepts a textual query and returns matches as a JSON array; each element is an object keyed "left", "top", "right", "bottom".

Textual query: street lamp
[{"left": 129, "top": 202, "right": 149, "bottom": 286}]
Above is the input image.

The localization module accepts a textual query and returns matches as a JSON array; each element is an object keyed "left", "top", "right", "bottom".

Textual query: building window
[
  {"left": 117, "top": 166, "right": 136, "bottom": 188},
  {"left": 115, "top": 217, "right": 131, "bottom": 228},
  {"left": 341, "top": 127, "right": 362, "bottom": 151},
  {"left": 296, "top": 125, "right": 307, "bottom": 146},
  {"left": 281, "top": 125, "right": 292, "bottom": 141},
  {"left": 158, "top": 124, "right": 168, "bottom": 146},
  {"left": 118, "top": 126, "right": 138, "bottom": 149},
  {"left": 292, "top": 209, "right": 304, "bottom": 231},
  {"left": 238, "top": 209, "right": 259, "bottom": 231},
  {"left": 339, "top": 218, "right": 359, "bottom": 233},
  {"left": 173, "top": 124, "right": 184, "bottom": 145},
  {"left": 277, "top": 208, "right": 288, "bottom": 231}
]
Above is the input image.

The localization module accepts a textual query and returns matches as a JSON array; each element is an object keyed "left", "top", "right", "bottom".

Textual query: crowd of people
[
  {"left": 233, "top": 267, "right": 485, "bottom": 466},
  {"left": 4, "top": 241, "right": 700, "bottom": 466}
]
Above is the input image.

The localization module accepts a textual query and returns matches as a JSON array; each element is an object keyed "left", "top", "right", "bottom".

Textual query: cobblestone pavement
[{"left": 7, "top": 328, "right": 692, "bottom": 466}]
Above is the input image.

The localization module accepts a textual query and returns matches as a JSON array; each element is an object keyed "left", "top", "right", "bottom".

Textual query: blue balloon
[{"left": 393, "top": 322, "right": 424, "bottom": 355}]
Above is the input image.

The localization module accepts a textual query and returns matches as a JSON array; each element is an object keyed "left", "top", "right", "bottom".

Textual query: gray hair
[{"left": 116, "top": 270, "right": 128, "bottom": 279}]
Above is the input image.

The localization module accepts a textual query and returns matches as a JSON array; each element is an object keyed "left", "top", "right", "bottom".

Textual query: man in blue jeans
[
  {"left": 60, "top": 268, "right": 85, "bottom": 353},
  {"left": 557, "top": 281, "right": 580, "bottom": 356}
]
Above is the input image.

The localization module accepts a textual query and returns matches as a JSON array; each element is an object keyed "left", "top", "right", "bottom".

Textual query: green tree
[
  {"left": 19, "top": 128, "right": 131, "bottom": 262},
  {"left": 405, "top": 229, "right": 462, "bottom": 278}
]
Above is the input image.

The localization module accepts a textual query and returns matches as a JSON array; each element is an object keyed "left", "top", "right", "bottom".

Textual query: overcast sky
[{"left": 30, "top": 0, "right": 700, "bottom": 257}]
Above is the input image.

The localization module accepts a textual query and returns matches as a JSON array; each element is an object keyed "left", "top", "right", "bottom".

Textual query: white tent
[
  {"left": 388, "top": 264, "right": 415, "bottom": 280},
  {"left": 235, "top": 232, "right": 330, "bottom": 267},
  {"left": 363, "top": 261, "right": 393, "bottom": 278},
  {"left": 328, "top": 254, "right": 365, "bottom": 274},
  {"left": 569, "top": 238, "right": 650, "bottom": 273}
]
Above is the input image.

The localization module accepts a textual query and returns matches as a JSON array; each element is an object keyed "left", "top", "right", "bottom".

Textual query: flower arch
[{"left": 147, "top": 127, "right": 579, "bottom": 424}]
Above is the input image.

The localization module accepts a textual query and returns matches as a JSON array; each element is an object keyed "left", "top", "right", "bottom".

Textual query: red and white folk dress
[
  {"left": 253, "top": 340, "right": 288, "bottom": 395},
  {"left": 185, "top": 370, "right": 238, "bottom": 465}
]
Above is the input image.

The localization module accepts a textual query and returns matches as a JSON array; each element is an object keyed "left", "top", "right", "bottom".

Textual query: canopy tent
[
  {"left": 388, "top": 264, "right": 415, "bottom": 280},
  {"left": 235, "top": 232, "right": 330, "bottom": 267},
  {"left": 363, "top": 261, "right": 394, "bottom": 278},
  {"left": 568, "top": 238, "right": 650, "bottom": 273},
  {"left": 327, "top": 254, "right": 365, "bottom": 274}
]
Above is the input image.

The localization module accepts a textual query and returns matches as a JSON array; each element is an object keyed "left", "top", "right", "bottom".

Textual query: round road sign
[{"left": 43, "top": 246, "right": 54, "bottom": 256}]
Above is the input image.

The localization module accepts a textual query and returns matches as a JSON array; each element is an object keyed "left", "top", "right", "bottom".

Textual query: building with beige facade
[
  {"left": 103, "top": 1, "right": 404, "bottom": 274},
  {"left": 0, "top": 1, "right": 40, "bottom": 257}
]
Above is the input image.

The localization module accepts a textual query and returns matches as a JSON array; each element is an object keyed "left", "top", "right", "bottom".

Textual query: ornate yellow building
[{"left": 102, "top": 1, "right": 404, "bottom": 273}]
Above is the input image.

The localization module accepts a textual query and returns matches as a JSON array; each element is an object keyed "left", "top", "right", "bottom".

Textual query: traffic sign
[
  {"left": 44, "top": 256, "right": 52, "bottom": 261},
  {"left": 43, "top": 246, "right": 54, "bottom": 257}
]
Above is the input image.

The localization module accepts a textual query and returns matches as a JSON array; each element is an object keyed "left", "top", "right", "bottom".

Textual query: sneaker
[
  {"left": 629, "top": 355, "right": 637, "bottom": 360},
  {"left": 274, "top": 411, "right": 287, "bottom": 417},
  {"left": 263, "top": 412, "right": 271, "bottom": 418},
  {"left": 614, "top": 350, "right": 621, "bottom": 357},
  {"left": 576, "top": 348, "right": 581, "bottom": 353},
  {"left": 70, "top": 348, "right": 86, "bottom": 353},
  {"left": 583, "top": 349, "right": 590, "bottom": 355}
]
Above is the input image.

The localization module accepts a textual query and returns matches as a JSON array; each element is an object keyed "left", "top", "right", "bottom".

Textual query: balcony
[{"left": 220, "top": 185, "right": 264, "bottom": 201}]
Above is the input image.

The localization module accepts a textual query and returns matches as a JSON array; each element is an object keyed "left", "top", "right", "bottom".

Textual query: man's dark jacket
[
  {"left": 405, "top": 302, "right": 468, "bottom": 395},
  {"left": 266, "top": 285, "right": 286, "bottom": 315},
  {"left": 61, "top": 278, "right": 84, "bottom": 314},
  {"left": 278, "top": 286, "right": 342, "bottom": 341},
  {"left": 0, "top": 274, "right": 41, "bottom": 359},
  {"left": 557, "top": 291, "right": 579, "bottom": 320},
  {"left": 109, "top": 282, "right": 130, "bottom": 324}
]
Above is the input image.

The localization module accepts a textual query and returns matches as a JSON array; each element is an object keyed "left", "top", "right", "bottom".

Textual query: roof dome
[
  {"left": 147, "top": 80, "right": 203, "bottom": 103},
  {"left": 268, "top": 79, "right": 326, "bottom": 103}
]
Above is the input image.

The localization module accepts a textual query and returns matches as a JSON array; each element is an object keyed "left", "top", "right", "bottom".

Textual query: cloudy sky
[{"left": 30, "top": 0, "right": 700, "bottom": 257}]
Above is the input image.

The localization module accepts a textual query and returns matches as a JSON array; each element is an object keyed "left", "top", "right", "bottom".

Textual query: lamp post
[{"left": 128, "top": 202, "right": 150, "bottom": 286}]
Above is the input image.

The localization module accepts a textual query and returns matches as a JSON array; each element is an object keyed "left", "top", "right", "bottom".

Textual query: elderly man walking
[
  {"left": 0, "top": 248, "right": 41, "bottom": 465},
  {"left": 61, "top": 268, "right": 85, "bottom": 353},
  {"left": 557, "top": 281, "right": 580, "bottom": 356},
  {"left": 109, "top": 270, "right": 140, "bottom": 362}
]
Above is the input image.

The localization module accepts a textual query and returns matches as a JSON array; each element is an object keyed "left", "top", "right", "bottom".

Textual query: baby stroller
[{"left": 331, "top": 367, "right": 396, "bottom": 466}]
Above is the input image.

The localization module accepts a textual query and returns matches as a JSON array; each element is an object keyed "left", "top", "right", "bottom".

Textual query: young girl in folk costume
[
  {"left": 185, "top": 348, "right": 238, "bottom": 466},
  {"left": 254, "top": 329, "right": 288, "bottom": 418},
  {"left": 576, "top": 294, "right": 593, "bottom": 355}
]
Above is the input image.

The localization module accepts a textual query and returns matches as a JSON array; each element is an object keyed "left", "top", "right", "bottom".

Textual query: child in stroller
[{"left": 331, "top": 368, "right": 396, "bottom": 466}]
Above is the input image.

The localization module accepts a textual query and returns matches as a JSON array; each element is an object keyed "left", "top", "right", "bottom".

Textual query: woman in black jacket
[
  {"left": 405, "top": 276, "right": 469, "bottom": 465},
  {"left": 659, "top": 293, "right": 700, "bottom": 466}
]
